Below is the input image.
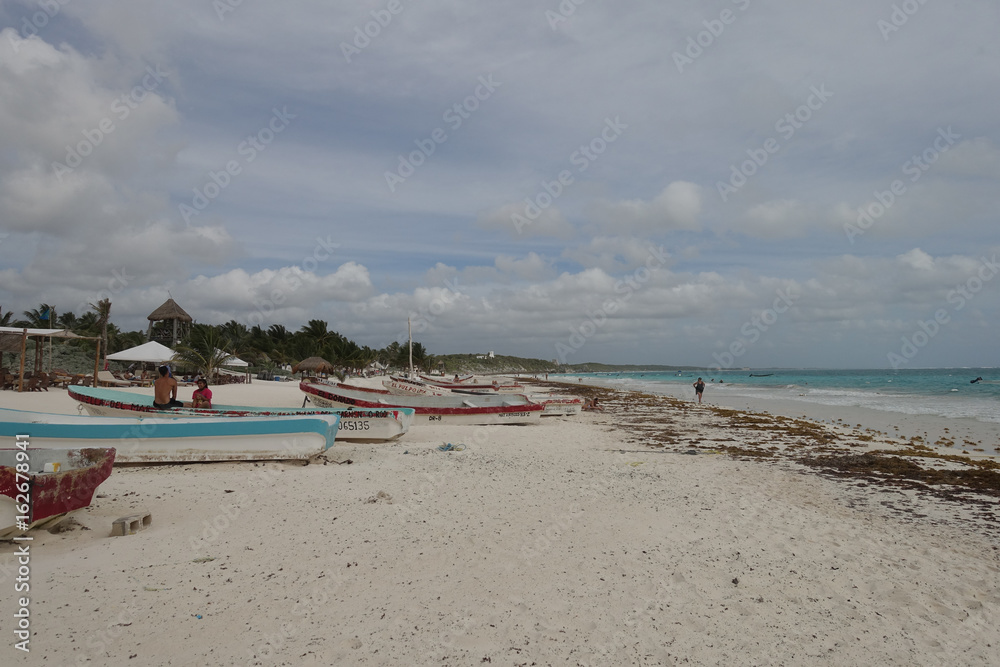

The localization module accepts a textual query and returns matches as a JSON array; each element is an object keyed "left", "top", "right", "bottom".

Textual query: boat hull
[
  {"left": 534, "top": 398, "right": 584, "bottom": 416},
  {"left": 0, "top": 448, "right": 115, "bottom": 538},
  {"left": 68, "top": 386, "right": 412, "bottom": 442},
  {"left": 382, "top": 377, "right": 448, "bottom": 396},
  {"left": 0, "top": 408, "right": 338, "bottom": 463},
  {"left": 301, "top": 382, "right": 543, "bottom": 425}
]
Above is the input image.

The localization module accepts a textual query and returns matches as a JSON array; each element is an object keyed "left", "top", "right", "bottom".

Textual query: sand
[{"left": 2, "top": 378, "right": 999, "bottom": 666}]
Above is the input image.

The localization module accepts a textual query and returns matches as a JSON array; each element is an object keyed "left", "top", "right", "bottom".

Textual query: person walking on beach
[
  {"left": 153, "top": 365, "right": 184, "bottom": 409},
  {"left": 693, "top": 377, "right": 706, "bottom": 403}
]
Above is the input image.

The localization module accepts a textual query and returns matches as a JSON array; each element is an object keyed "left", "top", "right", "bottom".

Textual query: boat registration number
[{"left": 340, "top": 420, "right": 371, "bottom": 431}]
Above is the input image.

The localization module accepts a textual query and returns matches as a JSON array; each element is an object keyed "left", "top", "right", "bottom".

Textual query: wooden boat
[
  {"left": 68, "top": 386, "right": 412, "bottom": 442},
  {"left": 382, "top": 376, "right": 449, "bottom": 396},
  {"left": 1, "top": 447, "right": 115, "bottom": 538},
  {"left": 417, "top": 375, "right": 525, "bottom": 393},
  {"left": 0, "top": 408, "right": 338, "bottom": 463},
  {"left": 300, "top": 382, "right": 543, "bottom": 425},
  {"left": 529, "top": 396, "right": 584, "bottom": 416}
]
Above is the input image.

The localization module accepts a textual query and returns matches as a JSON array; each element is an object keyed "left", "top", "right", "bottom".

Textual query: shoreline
[
  {"left": 2, "top": 377, "right": 998, "bottom": 665},
  {"left": 555, "top": 374, "right": 1000, "bottom": 457}
]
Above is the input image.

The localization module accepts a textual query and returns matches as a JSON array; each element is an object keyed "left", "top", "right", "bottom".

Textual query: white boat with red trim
[{"left": 300, "top": 382, "right": 543, "bottom": 425}]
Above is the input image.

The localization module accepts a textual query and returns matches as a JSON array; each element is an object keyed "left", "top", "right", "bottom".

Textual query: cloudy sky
[{"left": 1, "top": 0, "right": 998, "bottom": 369}]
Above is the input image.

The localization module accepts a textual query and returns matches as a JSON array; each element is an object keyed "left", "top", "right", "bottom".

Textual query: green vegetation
[{"left": 2, "top": 301, "right": 695, "bottom": 376}]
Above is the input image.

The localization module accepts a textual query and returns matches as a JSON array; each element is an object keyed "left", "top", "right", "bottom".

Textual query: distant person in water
[
  {"left": 153, "top": 365, "right": 184, "bottom": 409},
  {"left": 693, "top": 377, "right": 706, "bottom": 403},
  {"left": 971, "top": 377, "right": 984, "bottom": 384}
]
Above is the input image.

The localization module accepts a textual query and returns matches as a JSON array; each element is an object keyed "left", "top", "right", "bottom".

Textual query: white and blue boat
[
  {"left": 68, "top": 385, "right": 413, "bottom": 442},
  {"left": 0, "top": 407, "right": 339, "bottom": 463}
]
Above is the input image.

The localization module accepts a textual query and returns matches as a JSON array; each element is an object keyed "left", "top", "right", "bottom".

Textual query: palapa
[
  {"left": 146, "top": 298, "right": 193, "bottom": 344},
  {"left": 292, "top": 356, "right": 336, "bottom": 375}
]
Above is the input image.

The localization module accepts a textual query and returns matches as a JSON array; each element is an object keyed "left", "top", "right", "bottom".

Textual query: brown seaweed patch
[{"left": 799, "top": 452, "right": 1000, "bottom": 497}]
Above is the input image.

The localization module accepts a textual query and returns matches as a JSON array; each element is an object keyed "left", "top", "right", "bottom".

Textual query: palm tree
[
  {"left": 0, "top": 307, "right": 12, "bottom": 326},
  {"left": 74, "top": 312, "right": 99, "bottom": 335},
  {"left": 57, "top": 311, "right": 78, "bottom": 330},
  {"left": 89, "top": 298, "right": 111, "bottom": 364},
  {"left": 171, "top": 324, "right": 235, "bottom": 380},
  {"left": 22, "top": 303, "right": 56, "bottom": 327}
]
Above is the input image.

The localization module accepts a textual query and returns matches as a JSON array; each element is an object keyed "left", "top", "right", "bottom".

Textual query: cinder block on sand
[{"left": 111, "top": 512, "right": 152, "bottom": 536}]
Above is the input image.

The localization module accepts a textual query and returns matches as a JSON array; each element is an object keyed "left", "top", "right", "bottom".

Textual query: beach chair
[{"left": 97, "top": 370, "right": 131, "bottom": 387}]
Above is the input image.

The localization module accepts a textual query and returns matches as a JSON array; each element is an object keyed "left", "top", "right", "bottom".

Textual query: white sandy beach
[{"left": 2, "top": 379, "right": 999, "bottom": 666}]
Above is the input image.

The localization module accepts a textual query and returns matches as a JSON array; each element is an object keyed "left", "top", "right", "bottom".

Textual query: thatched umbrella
[{"left": 292, "top": 356, "right": 336, "bottom": 375}]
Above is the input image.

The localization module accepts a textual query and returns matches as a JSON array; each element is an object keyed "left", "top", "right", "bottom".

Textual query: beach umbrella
[{"left": 292, "top": 356, "right": 336, "bottom": 375}]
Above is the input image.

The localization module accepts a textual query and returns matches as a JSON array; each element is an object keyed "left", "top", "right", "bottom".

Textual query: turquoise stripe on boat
[
  {"left": 69, "top": 385, "right": 414, "bottom": 418},
  {"left": 0, "top": 412, "right": 339, "bottom": 452}
]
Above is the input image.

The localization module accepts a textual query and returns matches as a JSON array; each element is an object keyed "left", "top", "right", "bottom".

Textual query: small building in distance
[{"left": 146, "top": 298, "right": 192, "bottom": 346}]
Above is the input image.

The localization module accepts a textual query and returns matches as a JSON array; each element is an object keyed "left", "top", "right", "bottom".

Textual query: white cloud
[{"left": 590, "top": 182, "right": 702, "bottom": 233}]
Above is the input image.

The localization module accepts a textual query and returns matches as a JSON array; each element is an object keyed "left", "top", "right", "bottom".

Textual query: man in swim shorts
[{"left": 153, "top": 365, "right": 184, "bottom": 409}]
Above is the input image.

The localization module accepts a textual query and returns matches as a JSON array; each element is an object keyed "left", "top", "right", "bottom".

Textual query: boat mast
[{"left": 408, "top": 317, "right": 413, "bottom": 378}]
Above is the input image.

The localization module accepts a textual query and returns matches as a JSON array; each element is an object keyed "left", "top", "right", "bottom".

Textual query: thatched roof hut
[
  {"left": 146, "top": 298, "right": 192, "bottom": 345},
  {"left": 292, "top": 356, "right": 336, "bottom": 375}
]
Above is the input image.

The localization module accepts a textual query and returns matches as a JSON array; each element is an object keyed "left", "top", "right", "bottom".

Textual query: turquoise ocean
[{"left": 567, "top": 368, "right": 1000, "bottom": 426}]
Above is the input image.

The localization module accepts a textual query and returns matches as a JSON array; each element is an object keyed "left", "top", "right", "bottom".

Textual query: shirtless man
[{"left": 153, "top": 365, "right": 184, "bottom": 409}]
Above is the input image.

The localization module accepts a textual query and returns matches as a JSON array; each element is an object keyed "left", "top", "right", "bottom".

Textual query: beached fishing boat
[
  {"left": 68, "top": 386, "right": 412, "bottom": 442},
  {"left": 300, "top": 382, "right": 544, "bottom": 425},
  {"left": 0, "top": 408, "right": 338, "bottom": 463},
  {"left": 1, "top": 447, "right": 115, "bottom": 538},
  {"left": 418, "top": 375, "right": 525, "bottom": 393},
  {"left": 530, "top": 396, "right": 584, "bottom": 416},
  {"left": 382, "top": 376, "right": 449, "bottom": 396}
]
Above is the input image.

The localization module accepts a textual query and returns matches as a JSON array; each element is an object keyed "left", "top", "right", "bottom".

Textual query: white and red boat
[
  {"left": 530, "top": 396, "right": 584, "bottom": 416},
  {"left": 417, "top": 375, "right": 525, "bottom": 393},
  {"left": 382, "top": 376, "right": 449, "bottom": 396},
  {"left": 1, "top": 447, "right": 116, "bottom": 538},
  {"left": 300, "top": 382, "right": 543, "bottom": 425}
]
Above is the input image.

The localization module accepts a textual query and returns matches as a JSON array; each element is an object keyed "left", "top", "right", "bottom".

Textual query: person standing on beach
[
  {"left": 153, "top": 365, "right": 184, "bottom": 409},
  {"left": 693, "top": 377, "right": 706, "bottom": 403}
]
